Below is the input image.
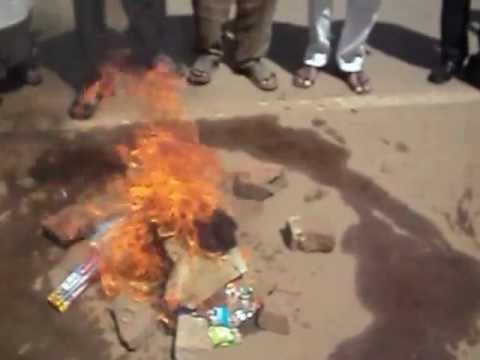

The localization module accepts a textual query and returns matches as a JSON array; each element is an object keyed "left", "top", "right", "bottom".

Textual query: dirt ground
[{"left": 2, "top": 1, "right": 480, "bottom": 360}]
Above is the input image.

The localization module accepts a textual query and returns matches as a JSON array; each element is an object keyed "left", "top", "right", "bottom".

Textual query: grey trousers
[
  {"left": 305, "top": 0, "right": 381, "bottom": 72},
  {"left": 192, "top": 0, "right": 278, "bottom": 64}
]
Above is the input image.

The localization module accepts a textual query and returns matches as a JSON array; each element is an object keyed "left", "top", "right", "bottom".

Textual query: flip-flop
[
  {"left": 69, "top": 98, "right": 100, "bottom": 120},
  {"left": 19, "top": 65, "right": 43, "bottom": 86},
  {"left": 69, "top": 70, "right": 116, "bottom": 120},
  {"left": 345, "top": 70, "right": 371, "bottom": 95},
  {"left": 293, "top": 65, "right": 319, "bottom": 89},
  {"left": 237, "top": 59, "right": 278, "bottom": 91},
  {"left": 69, "top": 81, "right": 103, "bottom": 120},
  {"left": 188, "top": 54, "right": 221, "bottom": 85}
]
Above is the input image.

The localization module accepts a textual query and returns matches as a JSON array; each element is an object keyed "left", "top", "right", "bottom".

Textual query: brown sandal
[
  {"left": 345, "top": 70, "right": 371, "bottom": 95},
  {"left": 69, "top": 96, "right": 101, "bottom": 120},
  {"left": 293, "top": 65, "right": 319, "bottom": 89},
  {"left": 188, "top": 54, "right": 221, "bottom": 85},
  {"left": 237, "top": 59, "right": 278, "bottom": 91},
  {"left": 69, "top": 69, "right": 115, "bottom": 120}
]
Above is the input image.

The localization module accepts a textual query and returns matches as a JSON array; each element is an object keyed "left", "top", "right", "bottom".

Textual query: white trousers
[{"left": 304, "top": 0, "right": 381, "bottom": 72}]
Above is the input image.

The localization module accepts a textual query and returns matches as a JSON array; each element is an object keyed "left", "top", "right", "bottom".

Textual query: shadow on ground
[{"left": 197, "top": 114, "right": 480, "bottom": 360}]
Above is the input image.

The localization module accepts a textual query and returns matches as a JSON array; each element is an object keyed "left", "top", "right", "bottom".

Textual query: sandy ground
[{"left": 2, "top": 1, "right": 480, "bottom": 359}]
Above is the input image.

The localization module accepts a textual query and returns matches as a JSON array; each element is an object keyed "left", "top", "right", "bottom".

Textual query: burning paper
[{"left": 95, "top": 64, "right": 226, "bottom": 301}]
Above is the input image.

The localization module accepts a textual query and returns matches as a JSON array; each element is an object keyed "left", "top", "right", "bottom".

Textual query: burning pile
[{"left": 43, "top": 61, "right": 289, "bottom": 356}]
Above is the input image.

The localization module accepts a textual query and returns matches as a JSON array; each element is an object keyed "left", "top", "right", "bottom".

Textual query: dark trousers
[
  {"left": 73, "top": 0, "right": 164, "bottom": 79},
  {"left": 73, "top": 0, "right": 106, "bottom": 78},
  {"left": 441, "top": 0, "right": 471, "bottom": 65},
  {"left": 192, "top": 0, "right": 277, "bottom": 64}
]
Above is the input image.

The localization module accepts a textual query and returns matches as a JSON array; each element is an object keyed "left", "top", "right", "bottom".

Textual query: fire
[
  {"left": 97, "top": 61, "right": 223, "bottom": 300},
  {"left": 80, "top": 65, "right": 116, "bottom": 105}
]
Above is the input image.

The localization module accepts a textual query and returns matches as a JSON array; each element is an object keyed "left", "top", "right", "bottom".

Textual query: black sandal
[
  {"left": 237, "top": 59, "right": 278, "bottom": 91},
  {"left": 293, "top": 65, "right": 319, "bottom": 89},
  {"left": 345, "top": 70, "right": 371, "bottom": 95},
  {"left": 188, "top": 54, "right": 221, "bottom": 85}
]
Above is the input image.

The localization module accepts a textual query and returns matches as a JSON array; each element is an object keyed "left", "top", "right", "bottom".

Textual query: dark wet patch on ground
[
  {"left": 197, "top": 114, "right": 480, "bottom": 360},
  {"left": 395, "top": 141, "right": 410, "bottom": 153},
  {"left": 311, "top": 118, "right": 327, "bottom": 128}
]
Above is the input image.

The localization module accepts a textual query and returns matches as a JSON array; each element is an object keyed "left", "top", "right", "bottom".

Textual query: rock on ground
[
  {"left": 233, "top": 161, "right": 287, "bottom": 201},
  {"left": 108, "top": 294, "right": 159, "bottom": 352},
  {"left": 174, "top": 314, "right": 212, "bottom": 360}
]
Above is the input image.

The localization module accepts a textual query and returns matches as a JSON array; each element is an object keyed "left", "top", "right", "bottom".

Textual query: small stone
[
  {"left": 42, "top": 205, "right": 97, "bottom": 246},
  {"left": 17, "top": 342, "right": 32, "bottom": 356},
  {"left": 298, "top": 232, "right": 335, "bottom": 253},
  {"left": 32, "top": 276, "right": 44, "bottom": 292},
  {"left": 17, "top": 177, "right": 36, "bottom": 190},
  {"left": 303, "top": 189, "right": 326, "bottom": 203},
  {"left": 233, "top": 163, "right": 287, "bottom": 201},
  {"left": 108, "top": 294, "right": 158, "bottom": 351},
  {"left": 311, "top": 118, "right": 326, "bottom": 127},
  {"left": 256, "top": 299, "right": 290, "bottom": 336},
  {"left": 175, "top": 315, "right": 212, "bottom": 360}
]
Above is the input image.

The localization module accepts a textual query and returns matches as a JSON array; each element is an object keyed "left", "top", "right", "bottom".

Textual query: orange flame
[
  {"left": 79, "top": 65, "right": 116, "bottom": 105},
  {"left": 98, "top": 61, "right": 223, "bottom": 300}
]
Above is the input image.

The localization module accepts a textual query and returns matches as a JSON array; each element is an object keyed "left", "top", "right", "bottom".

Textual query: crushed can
[{"left": 207, "top": 305, "right": 231, "bottom": 327}]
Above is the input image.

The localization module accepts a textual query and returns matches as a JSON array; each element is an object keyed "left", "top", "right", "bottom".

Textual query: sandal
[
  {"left": 69, "top": 69, "right": 115, "bottom": 120},
  {"left": 19, "top": 65, "right": 43, "bottom": 86},
  {"left": 345, "top": 70, "right": 371, "bottom": 95},
  {"left": 236, "top": 59, "right": 278, "bottom": 91},
  {"left": 69, "top": 93, "right": 101, "bottom": 120},
  {"left": 188, "top": 54, "right": 221, "bottom": 85},
  {"left": 293, "top": 65, "right": 319, "bottom": 89},
  {"left": 69, "top": 79, "right": 103, "bottom": 120}
]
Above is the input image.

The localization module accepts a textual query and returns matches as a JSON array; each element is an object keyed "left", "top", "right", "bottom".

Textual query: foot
[
  {"left": 236, "top": 59, "right": 278, "bottom": 91},
  {"left": 428, "top": 60, "right": 462, "bottom": 84},
  {"left": 293, "top": 65, "right": 319, "bottom": 89},
  {"left": 21, "top": 66, "right": 43, "bottom": 86},
  {"left": 344, "top": 70, "right": 372, "bottom": 95},
  {"left": 69, "top": 77, "right": 103, "bottom": 120},
  {"left": 464, "top": 54, "right": 480, "bottom": 88},
  {"left": 188, "top": 54, "right": 221, "bottom": 85}
]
